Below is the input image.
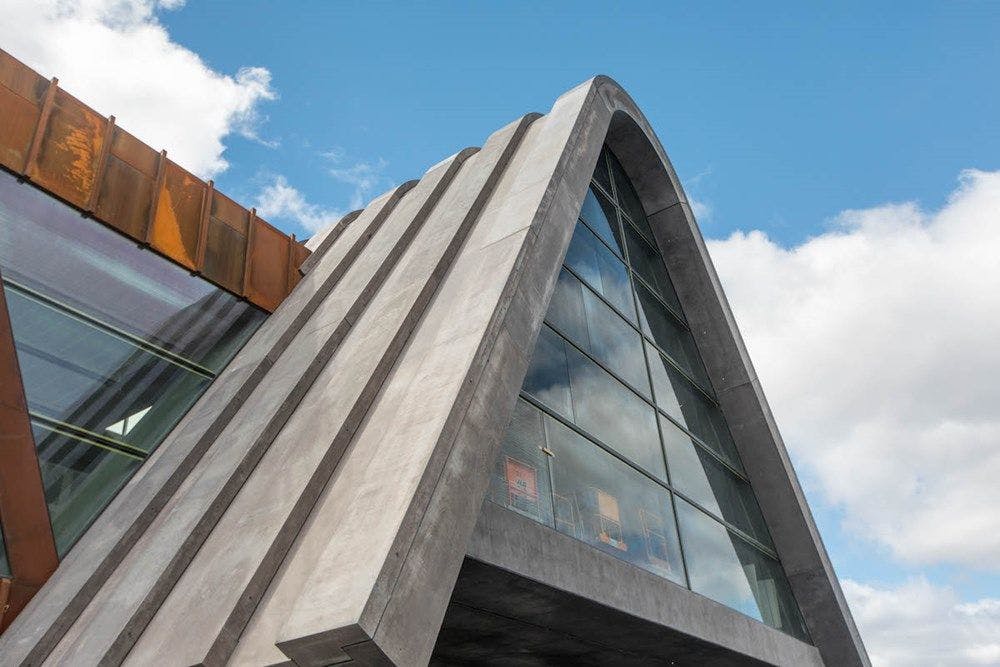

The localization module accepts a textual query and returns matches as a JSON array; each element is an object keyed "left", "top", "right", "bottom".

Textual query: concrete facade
[{"left": 0, "top": 77, "right": 867, "bottom": 666}]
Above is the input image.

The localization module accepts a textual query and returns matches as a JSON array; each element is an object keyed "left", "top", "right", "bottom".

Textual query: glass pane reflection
[
  {"left": 661, "top": 416, "right": 771, "bottom": 546},
  {"left": 608, "top": 150, "right": 656, "bottom": 244},
  {"left": 0, "top": 171, "right": 266, "bottom": 557},
  {"left": 32, "top": 421, "right": 142, "bottom": 556},
  {"left": 0, "top": 529, "right": 9, "bottom": 576},
  {"left": 564, "top": 224, "right": 635, "bottom": 320},
  {"left": 626, "top": 226, "right": 682, "bottom": 316},
  {"left": 491, "top": 144, "right": 808, "bottom": 641},
  {"left": 489, "top": 400, "right": 555, "bottom": 528},
  {"left": 547, "top": 269, "right": 648, "bottom": 394},
  {"left": 677, "top": 499, "right": 807, "bottom": 640},
  {"left": 579, "top": 187, "right": 625, "bottom": 257},
  {"left": 635, "top": 283, "right": 710, "bottom": 390},
  {"left": 546, "top": 413, "right": 685, "bottom": 584},
  {"left": 647, "top": 341, "right": 741, "bottom": 470},
  {"left": 592, "top": 148, "right": 614, "bottom": 196}
]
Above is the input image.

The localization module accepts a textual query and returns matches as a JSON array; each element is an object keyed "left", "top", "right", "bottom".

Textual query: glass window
[
  {"left": 625, "top": 226, "right": 682, "bottom": 316},
  {"left": 546, "top": 269, "right": 591, "bottom": 349},
  {"left": 564, "top": 345, "right": 664, "bottom": 480},
  {"left": 523, "top": 325, "right": 574, "bottom": 419},
  {"left": 491, "top": 144, "right": 808, "bottom": 641},
  {"left": 0, "top": 171, "right": 266, "bottom": 557},
  {"left": 581, "top": 290, "right": 649, "bottom": 394},
  {"left": 32, "top": 421, "right": 143, "bottom": 556},
  {"left": 6, "top": 286, "right": 211, "bottom": 451},
  {"left": 0, "top": 172, "right": 263, "bottom": 373},
  {"left": 489, "top": 399, "right": 555, "bottom": 528},
  {"left": 579, "top": 187, "right": 625, "bottom": 258},
  {"left": 608, "top": 150, "right": 656, "bottom": 244},
  {"left": 591, "top": 147, "right": 614, "bottom": 196},
  {"left": 635, "top": 284, "right": 710, "bottom": 390},
  {"left": 661, "top": 416, "right": 771, "bottom": 546},
  {"left": 546, "top": 414, "right": 684, "bottom": 584},
  {"left": 564, "top": 224, "right": 635, "bottom": 321},
  {"left": 546, "top": 269, "right": 648, "bottom": 394},
  {"left": 0, "top": 528, "right": 9, "bottom": 577},
  {"left": 647, "top": 342, "right": 741, "bottom": 470},
  {"left": 677, "top": 499, "right": 807, "bottom": 640}
]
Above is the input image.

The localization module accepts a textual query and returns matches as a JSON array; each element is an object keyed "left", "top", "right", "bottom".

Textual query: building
[{"left": 0, "top": 49, "right": 869, "bottom": 666}]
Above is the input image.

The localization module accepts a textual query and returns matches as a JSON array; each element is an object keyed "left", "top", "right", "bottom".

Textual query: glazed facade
[
  {"left": 488, "top": 146, "right": 808, "bottom": 639},
  {"left": 0, "top": 170, "right": 265, "bottom": 557}
]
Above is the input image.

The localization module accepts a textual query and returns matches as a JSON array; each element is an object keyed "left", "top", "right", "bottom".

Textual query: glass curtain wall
[
  {"left": 487, "top": 147, "right": 809, "bottom": 640},
  {"left": 0, "top": 532, "right": 8, "bottom": 576},
  {"left": 0, "top": 171, "right": 266, "bottom": 556}
]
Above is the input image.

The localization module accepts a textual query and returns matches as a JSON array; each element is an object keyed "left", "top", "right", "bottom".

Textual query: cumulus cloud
[
  {"left": 844, "top": 578, "right": 1000, "bottom": 666},
  {"left": 0, "top": 0, "right": 276, "bottom": 177},
  {"left": 254, "top": 175, "right": 346, "bottom": 235},
  {"left": 707, "top": 169, "right": 1000, "bottom": 569}
]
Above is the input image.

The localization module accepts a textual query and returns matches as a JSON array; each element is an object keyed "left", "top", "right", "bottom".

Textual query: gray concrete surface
[
  {"left": 0, "top": 75, "right": 867, "bottom": 667},
  {"left": 466, "top": 502, "right": 822, "bottom": 667}
]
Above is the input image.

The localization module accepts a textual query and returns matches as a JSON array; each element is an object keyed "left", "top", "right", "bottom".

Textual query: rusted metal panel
[
  {"left": 94, "top": 154, "right": 156, "bottom": 239},
  {"left": 290, "top": 239, "right": 311, "bottom": 291},
  {"left": 27, "top": 88, "right": 107, "bottom": 209},
  {"left": 85, "top": 115, "right": 115, "bottom": 211},
  {"left": 0, "top": 273, "right": 59, "bottom": 633},
  {"left": 148, "top": 159, "right": 206, "bottom": 270},
  {"left": 0, "top": 87, "right": 39, "bottom": 173},
  {"left": 0, "top": 50, "right": 46, "bottom": 103},
  {"left": 0, "top": 578, "right": 10, "bottom": 630},
  {"left": 210, "top": 190, "right": 249, "bottom": 234},
  {"left": 108, "top": 125, "right": 158, "bottom": 176},
  {"left": 246, "top": 217, "right": 291, "bottom": 312},
  {"left": 0, "top": 48, "right": 310, "bottom": 313},
  {"left": 202, "top": 217, "right": 248, "bottom": 294},
  {"left": 0, "top": 51, "right": 46, "bottom": 173}
]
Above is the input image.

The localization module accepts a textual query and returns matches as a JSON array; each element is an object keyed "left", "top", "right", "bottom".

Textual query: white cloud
[
  {"left": 844, "top": 578, "right": 1000, "bottom": 666},
  {"left": 0, "top": 0, "right": 276, "bottom": 178},
  {"left": 254, "top": 175, "right": 345, "bottom": 235},
  {"left": 707, "top": 169, "right": 1000, "bottom": 569},
  {"left": 689, "top": 196, "right": 712, "bottom": 221},
  {"left": 327, "top": 152, "right": 388, "bottom": 210}
]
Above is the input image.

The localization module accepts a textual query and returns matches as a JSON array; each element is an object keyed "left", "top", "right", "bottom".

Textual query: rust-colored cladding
[
  {"left": 0, "top": 51, "right": 45, "bottom": 173},
  {"left": 210, "top": 191, "right": 249, "bottom": 234},
  {"left": 149, "top": 160, "right": 207, "bottom": 270},
  {"left": 290, "top": 240, "right": 311, "bottom": 291},
  {"left": 94, "top": 127, "right": 159, "bottom": 237},
  {"left": 246, "top": 218, "right": 292, "bottom": 312},
  {"left": 0, "top": 48, "right": 310, "bottom": 313},
  {"left": 0, "top": 273, "right": 60, "bottom": 632},
  {"left": 27, "top": 88, "right": 107, "bottom": 208},
  {"left": 202, "top": 218, "right": 248, "bottom": 294}
]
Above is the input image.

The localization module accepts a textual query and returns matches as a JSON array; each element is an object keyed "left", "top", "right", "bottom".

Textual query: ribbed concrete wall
[{"left": 0, "top": 76, "right": 867, "bottom": 667}]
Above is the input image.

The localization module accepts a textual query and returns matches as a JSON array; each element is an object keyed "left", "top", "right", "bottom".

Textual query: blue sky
[
  {"left": 161, "top": 2, "right": 999, "bottom": 246},
  {"left": 4, "top": 2, "right": 1000, "bottom": 663}
]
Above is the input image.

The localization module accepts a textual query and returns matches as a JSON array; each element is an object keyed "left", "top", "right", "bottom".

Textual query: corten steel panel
[
  {"left": 26, "top": 88, "right": 107, "bottom": 208},
  {"left": 289, "top": 240, "right": 311, "bottom": 290},
  {"left": 202, "top": 217, "right": 248, "bottom": 295},
  {"left": 0, "top": 49, "right": 309, "bottom": 313},
  {"left": 0, "top": 271, "right": 59, "bottom": 633},
  {"left": 0, "top": 51, "right": 46, "bottom": 103},
  {"left": 107, "top": 126, "right": 159, "bottom": 177},
  {"left": 0, "top": 51, "right": 45, "bottom": 173},
  {"left": 0, "top": 87, "right": 39, "bottom": 174},
  {"left": 246, "top": 218, "right": 292, "bottom": 312},
  {"left": 93, "top": 155, "right": 156, "bottom": 238},
  {"left": 148, "top": 160, "right": 206, "bottom": 270},
  {"left": 210, "top": 190, "right": 249, "bottom": 234}
]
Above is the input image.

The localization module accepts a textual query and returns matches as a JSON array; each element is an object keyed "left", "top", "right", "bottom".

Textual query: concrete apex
[{"left": 0, "top": 77, "right": 867, "bottom": 667}]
